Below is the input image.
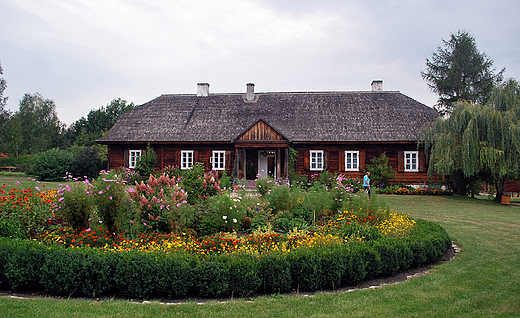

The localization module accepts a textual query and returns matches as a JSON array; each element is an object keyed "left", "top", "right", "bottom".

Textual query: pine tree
[{"left": 421, "top": 30, "right": 505, "bottom": 114}]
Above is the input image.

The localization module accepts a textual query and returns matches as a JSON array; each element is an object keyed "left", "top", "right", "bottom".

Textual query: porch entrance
[{"left": 239, "top": 148, "right": 288, "bottom": 180}]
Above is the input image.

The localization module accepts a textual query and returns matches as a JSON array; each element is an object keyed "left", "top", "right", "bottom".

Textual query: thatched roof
[{"left": 97, "top": 89, "right": 438, "bottom": 144}]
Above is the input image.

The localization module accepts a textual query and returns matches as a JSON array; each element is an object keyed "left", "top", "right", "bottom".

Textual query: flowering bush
[
  {"left": 92, "top": 171, "right": 130, "bottom": 235},
  {"left": 57, "top": 177, "right": 93, "bottom": 231},
  {"left": 129, "top": 174, "right": 188, "bottom": 234}
]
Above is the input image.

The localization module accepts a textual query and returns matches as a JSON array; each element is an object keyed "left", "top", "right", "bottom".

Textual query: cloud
[{"left": 1, "top": 0, "right": 519, "bottom": 125}]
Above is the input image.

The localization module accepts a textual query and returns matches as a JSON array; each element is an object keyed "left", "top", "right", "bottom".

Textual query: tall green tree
[
  {"left": 0, "top": 61, "right": 12, "bottom": 153},
  {"left": 421, "top": 30, "right": 505, "bottom": 114},
  {"left": 10, "top": 93, "right": 61, "bottom": 154},
  {"left": 68, "top": 98, "right": 135, "bottom": 146},
  {"left": 421, "top": 79, "right": 520, "bottom": 201}
]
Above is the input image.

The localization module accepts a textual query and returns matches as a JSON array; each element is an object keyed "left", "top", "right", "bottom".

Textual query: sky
[{"left": 1, "top": 0, "right": 519, "bottom": 126}]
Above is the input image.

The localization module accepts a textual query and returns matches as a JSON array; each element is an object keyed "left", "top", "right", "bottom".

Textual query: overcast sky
[{"left": 1, "top": 0, "right": 519, "bottom": 126}]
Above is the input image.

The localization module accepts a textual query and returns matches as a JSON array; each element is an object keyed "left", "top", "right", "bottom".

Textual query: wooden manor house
[{"left": 97, "top": 81, "right": 439, "bottom": 185}]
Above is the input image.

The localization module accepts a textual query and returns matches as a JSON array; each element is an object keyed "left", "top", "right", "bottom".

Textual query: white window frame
[
  {"left": 181, "top": 150, "right": 194, "bottom": 170},
  {"left": 129, "top": 150, "right": 141, "bottom": 168},
  {"left": 345, "top": 151, "right": 359, "bottom": 171},
  {"left": 211, "top": 150, "right": 226, "bottom": 170},
  {"left": 310, "top": 150, "right": 324, "bottom": 171},
  {"left": 404, "top": 151, "right": 419, "bottom": 172}
]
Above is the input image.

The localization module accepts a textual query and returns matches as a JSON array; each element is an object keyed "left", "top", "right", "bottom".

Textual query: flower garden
[{"left": 0, "top": 168, "right": 452, "bottom": 299}]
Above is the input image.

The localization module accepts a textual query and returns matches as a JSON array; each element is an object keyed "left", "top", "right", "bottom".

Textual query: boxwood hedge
[{"left": 0, "top": 219, "right": 451, "bottom": 299}]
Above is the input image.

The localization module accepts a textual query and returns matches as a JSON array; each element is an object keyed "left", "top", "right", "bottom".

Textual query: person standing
[{"left": 363, "top": 171, "right": 371, "bottom": 199}]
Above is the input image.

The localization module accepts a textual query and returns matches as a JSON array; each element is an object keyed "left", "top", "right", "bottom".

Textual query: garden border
[{"left": 0, "top": 219, "right": 451, "bottom": 300}]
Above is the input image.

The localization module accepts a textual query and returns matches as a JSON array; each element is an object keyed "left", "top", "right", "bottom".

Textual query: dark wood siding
[{"left": 107, "top": 141, "right": 432, "bottom": 184}]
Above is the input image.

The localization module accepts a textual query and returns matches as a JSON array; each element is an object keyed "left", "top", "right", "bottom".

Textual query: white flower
[
  {"left": 222, "top": 215, "right": 227, "bottom": 220},
  {"left": 233, "top": 218, "right": 237, "bottom": 223}
]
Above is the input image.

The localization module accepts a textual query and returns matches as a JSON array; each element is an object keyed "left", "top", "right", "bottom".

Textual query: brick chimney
[
  {"left": 246, "top": 83, "right": 255, "bottom": 101},
  {"left": 371, "top": 80, "right": 383, "bottom": 92},
  {"left": 197, "top": 83, "right": 210, "bottom": 97}
]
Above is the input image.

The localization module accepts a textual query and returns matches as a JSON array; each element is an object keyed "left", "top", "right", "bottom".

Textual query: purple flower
[
  {"left": 109, "top": 196, "right": 113, "bottom": 200},
  {"left": 99, "top": 220, "right": 103, "bottom": 223},
  {"left": 98, "top": 190, "right": 103, "bottom": 195}
]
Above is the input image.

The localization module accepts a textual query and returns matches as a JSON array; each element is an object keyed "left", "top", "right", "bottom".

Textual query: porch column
[
  {"left": 285, "top": 147, "right": 289, "bottom": 180},
  {"left": 277, "top": 148, "right": 281, "bottom": 180},
  {"left": 235, "top": 148, "right": 240, "bottom": 180}
]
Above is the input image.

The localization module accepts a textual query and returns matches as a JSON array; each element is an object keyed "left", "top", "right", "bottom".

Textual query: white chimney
[
  {"left": 246, "top": 83, "right": 255, "bottom": 101},
  {"left": 197, "top": 83, "right": 210, "bottom": 97},
  {"left": 371, "top": 80, "right": 383, "bottom": 92}
]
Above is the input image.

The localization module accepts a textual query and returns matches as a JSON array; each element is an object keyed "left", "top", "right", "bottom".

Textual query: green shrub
[
  {"left": 0, "top": 217, "right": 452, "bottom": 299},
  {"left": 92, "top": 171, "right": 130, "bottom": 235},
  {"left": 155, "top": 253, "right": 197, "bottom": 298},
  {"left": 366, "top": 152, "right": 396, "bottom": 189},
  {"left": 40, "top": 247, "right": 88, "bottom": 296},
  {"left": 194, "top": 255, "right": 230, "bottom": 297},
  {"left": 255, "top": 176, "right": 275, "bottom": 196},
  {"left": 3, "top": 239, "right": 47, "bottom": 291},
  {"left": 113, "top": 251, "right": 157, "bottom": 298},
  {"left": 134, "top": 143, "right": 157, "bottom": 177},
  {"left": 67, "top": 146, "right": 105, "bottom": 180},
  {"left": 258, "top": 253, "right": 292, "bottom": 294},
  {"left": 58, "top": 180, "right": 92, "bottom": 231},
  {"left": 31, "top": 148, "right": 74, "bottom": 181},
  {"left": 288, "top": 248, "right": 323, "bottom": 291},
  {"left": 219, "top": 170, "right": 232, "bottom": 190},
  {"left": 224, "top": 254, "right": 262, "bottom": 298}
]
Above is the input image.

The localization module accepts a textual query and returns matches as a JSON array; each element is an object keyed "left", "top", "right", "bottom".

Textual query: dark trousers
[{"left": 364, "top": 186, "right": 371, "bottom": 198}]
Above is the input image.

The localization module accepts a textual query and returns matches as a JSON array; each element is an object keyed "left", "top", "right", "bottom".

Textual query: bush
[
  {"left": 366, "top": 153, "right": 396, "bottom": 189},
  {"left": 57, "top": 180, "right": 93, "bottom": 231},
  {"left": 31, "top": 148, "right": 74, "bottom": 181},
  {"left": 68, "top": 146, "right": 105, "bottom": 180},
  {"left": 0, "top": 217, "right": 451, "bottom": 299},
  {"left": 92, "top": 171, "right": 130, "bottom": 235},
  {"left": 194, "top": 255, "right": 230, "bottom": 297},
  {"left": 134, "top": 143, "right": 157, "bottom": 177}
]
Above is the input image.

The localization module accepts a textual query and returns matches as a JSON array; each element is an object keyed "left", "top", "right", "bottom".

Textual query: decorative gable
[
  {"left": 234, "top": 120, "right": 289, "bottom": 148},
  {"left": 237, "top": 120, "right": 286, "bottom": 141}
]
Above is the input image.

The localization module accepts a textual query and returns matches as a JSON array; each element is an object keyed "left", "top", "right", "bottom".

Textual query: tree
[
  {"left": 421, "top": 79, "right": 520, "bottom": 201},
  {"left": 0, "top": 61, "right": 11, "bottom": 153},
  {"left": 134, "top": 143, "right": 157, "bottom": 177},
  {"left": 421, "top": 30, "right": 505, "bottom": 114},
  {"left": 68, "top": 98, "right": 136, "bottom": 147},
  {"left": 365, "top": 153, "right": 396, "bottom": 189},
  {"left": 10, "top": 93, "right": 61, "bottom": 154}
]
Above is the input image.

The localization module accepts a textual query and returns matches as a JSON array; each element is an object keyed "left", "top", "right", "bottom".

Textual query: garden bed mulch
[{"left": 0, "top": 243, "right": 460, "bottom": 305}]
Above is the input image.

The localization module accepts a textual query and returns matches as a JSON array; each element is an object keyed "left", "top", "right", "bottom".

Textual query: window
[
  {"left": 211, "top": 150, "right": 225, "bottom": 170},
  {"left": 345, "top": 151, "right": 359, "bottom": 171},
  {"left": 181, "top": 150, "right": 194, "bottom": 170},
  {"left": 310, "top": 150, "right": 324, "bottom": 171},
  {"left": 129, "top": 150, "right": 141, "bottom": 168},
  {"left": 404, "top": 151, "right": 419, "bottom": 172}
]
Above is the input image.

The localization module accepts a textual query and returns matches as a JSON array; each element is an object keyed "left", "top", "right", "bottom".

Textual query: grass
[
  {"left": 1, "top": 195, "right": 520, "bottom": 317},
  {"left": 0, "top": 174, "right": 63, "bottom": 190}
]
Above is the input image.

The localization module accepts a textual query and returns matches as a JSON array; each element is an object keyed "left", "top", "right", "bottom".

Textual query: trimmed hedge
[{"left": 0, "top": 219, "right": 451, "bottom": 299}]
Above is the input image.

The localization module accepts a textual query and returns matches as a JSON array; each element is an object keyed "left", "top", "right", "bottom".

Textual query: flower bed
[
  {"left": 0, "top": 171, "right": 452, "bottom": 299},
  {"left": 0, "top": 219, "right": 450, "bottom": 298},
  {"left": 381, "top": 187, "right": 452, "bottom": 195}
]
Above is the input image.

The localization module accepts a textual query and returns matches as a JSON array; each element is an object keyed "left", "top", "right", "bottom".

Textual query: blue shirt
[{"left": 363, "top": 175, "right": 370, "bottom": 187}]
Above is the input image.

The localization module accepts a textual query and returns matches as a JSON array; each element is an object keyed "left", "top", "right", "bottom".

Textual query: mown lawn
[{"left": 1, "top": 195, "right": 519, "bottom": 317}]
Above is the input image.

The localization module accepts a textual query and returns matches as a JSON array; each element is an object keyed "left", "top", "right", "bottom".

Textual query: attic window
[
  {"left": 129, "top": 150, "right": 141, "bottom": 168},
  {"left": 310, "top": 150, "right": 324, "bottom": 171},
  {"left": 404, "top": 151, "right": 419, "bottom": 172},
  {"left": 181, "top": 150, "right": 194, "bottom": 170}
]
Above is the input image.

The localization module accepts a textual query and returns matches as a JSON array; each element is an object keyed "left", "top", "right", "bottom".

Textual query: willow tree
[{"left": 421, "top": 79, "right": 520, "bottom": 201}]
